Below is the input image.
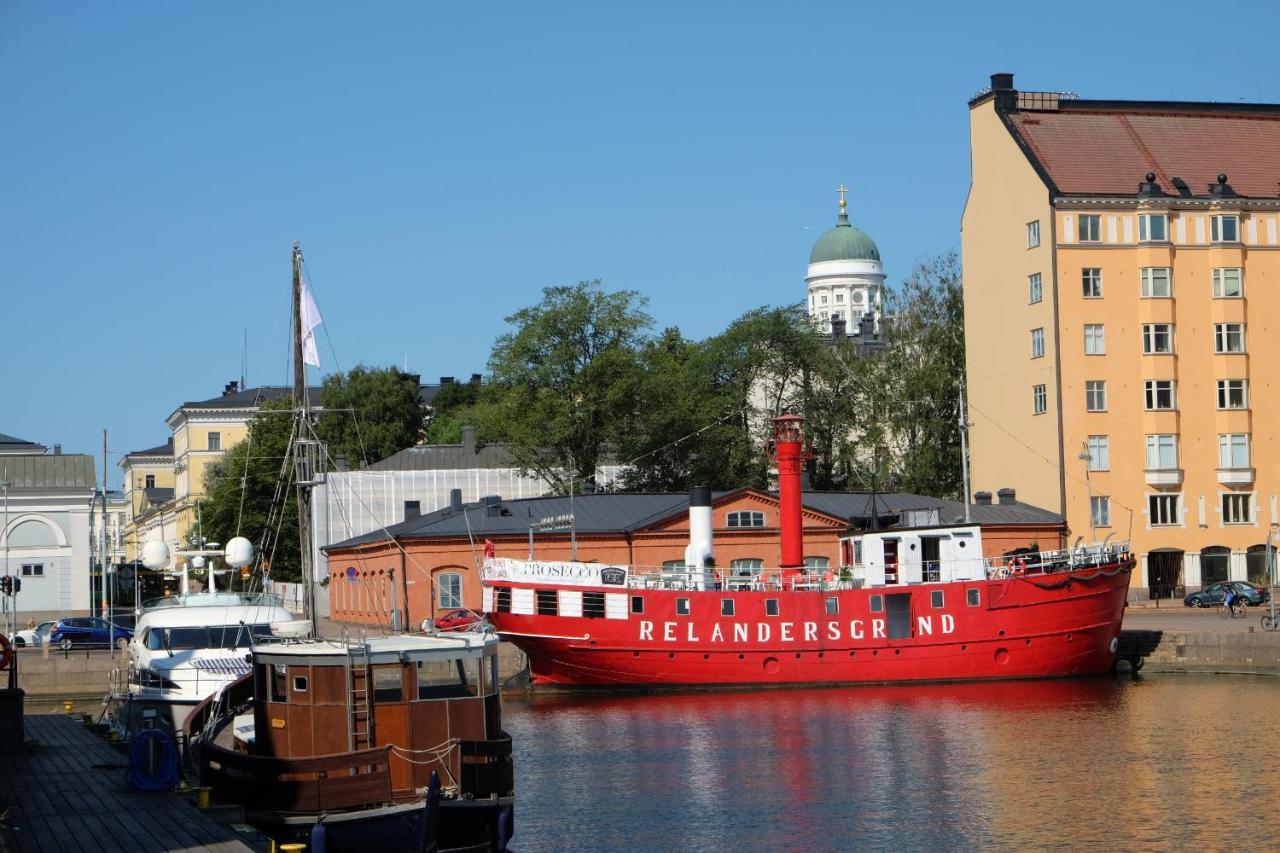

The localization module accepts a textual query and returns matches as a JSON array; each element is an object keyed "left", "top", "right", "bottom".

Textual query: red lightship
[{"left": 482, "top": 415, "right": 1133, "bottom": 688}]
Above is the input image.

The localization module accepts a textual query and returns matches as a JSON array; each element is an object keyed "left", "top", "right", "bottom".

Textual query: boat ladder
[{"left": 344, "top": 629, "right": 373, "bottom": 751}]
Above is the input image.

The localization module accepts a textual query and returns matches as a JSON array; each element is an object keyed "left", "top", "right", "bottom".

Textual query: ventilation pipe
[
  {"left": 684, "top": 486, "right": 714, "bottom": 589},
  {"left": 449, "top": 488, "right": 463, "bottom": 511}
]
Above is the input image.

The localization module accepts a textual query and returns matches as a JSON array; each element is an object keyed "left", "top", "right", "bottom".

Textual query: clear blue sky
[{"left": 3, "top": 1, "right": 1277, "bottom": 488}]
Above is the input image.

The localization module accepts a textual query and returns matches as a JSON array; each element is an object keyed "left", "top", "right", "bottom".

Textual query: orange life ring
[
  {"left": 0, "top": 633, "right": 12, "bottom": 672},
  {"left": 1010, "top": 557, "right": 1026, "bottom": 576}
]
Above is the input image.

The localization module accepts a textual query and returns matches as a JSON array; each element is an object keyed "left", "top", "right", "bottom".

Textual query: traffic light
[{"left": 0, "top": 576, "right": 10, "bottom": 595}]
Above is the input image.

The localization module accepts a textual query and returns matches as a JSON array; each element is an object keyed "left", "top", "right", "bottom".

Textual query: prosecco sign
[{"left": 485, "top": 557, "right": 629, "bottom": 587}]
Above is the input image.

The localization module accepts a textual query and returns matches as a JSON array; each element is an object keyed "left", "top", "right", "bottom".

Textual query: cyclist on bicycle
[{"left": 1225, "top": 585, "right": 1240, "bottom": 614}]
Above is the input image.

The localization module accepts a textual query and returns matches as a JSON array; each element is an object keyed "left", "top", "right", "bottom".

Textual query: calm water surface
[{"left": 504, "top": 675, "right": 1279, "bottom": 851}]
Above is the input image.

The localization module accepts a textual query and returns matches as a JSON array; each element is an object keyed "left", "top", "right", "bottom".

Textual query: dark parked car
[
  {"left": 1184, "top": 581, "right": 1270, "bottom": 608},
  {"left": 49, "top": 617, "right": 133, "bottom": 650}
]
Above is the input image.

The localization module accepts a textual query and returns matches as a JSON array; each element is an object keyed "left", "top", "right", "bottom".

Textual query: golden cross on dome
[{"left": 837, "top": 184, "right": 848, "bottom": 213}]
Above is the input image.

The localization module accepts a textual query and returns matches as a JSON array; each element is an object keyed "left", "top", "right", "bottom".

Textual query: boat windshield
[{"left": 145, "top": 623, "right": 276, "bottom": 651}]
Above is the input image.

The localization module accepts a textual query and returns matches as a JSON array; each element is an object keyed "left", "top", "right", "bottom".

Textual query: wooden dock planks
[{"left": 0, "top": 714, "right": 263, "bottom": 852}]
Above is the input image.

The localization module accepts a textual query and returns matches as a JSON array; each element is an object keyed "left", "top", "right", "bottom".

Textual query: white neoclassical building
[
  {"left": 806, "top": 187, "right": 884, "bottom": 338},
  {"left": 0, "top": 433, "right": 96, "bottom": 625}
]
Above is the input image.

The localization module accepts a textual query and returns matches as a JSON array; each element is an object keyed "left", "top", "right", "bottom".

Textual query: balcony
[
  {"left": 1217, "top": 467, "right": 1255, "bottom": 486},
  {"left": 1144, "top": 468, "right": 1183, "bottom": 486}
]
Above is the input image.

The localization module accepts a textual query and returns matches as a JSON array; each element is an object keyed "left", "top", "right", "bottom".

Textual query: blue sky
[{"left": 3, "top": 1, "right": 1277, "bottom": 487}]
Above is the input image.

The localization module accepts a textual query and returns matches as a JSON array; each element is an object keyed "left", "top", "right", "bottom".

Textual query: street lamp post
[{"left": 1078, "top": 443, "right": 1096, "bottom": 542}]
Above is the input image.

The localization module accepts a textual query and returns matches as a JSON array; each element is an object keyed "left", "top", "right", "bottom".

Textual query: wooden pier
[{"left": 0, "top": 714, "right": 264, "bottom": 852}]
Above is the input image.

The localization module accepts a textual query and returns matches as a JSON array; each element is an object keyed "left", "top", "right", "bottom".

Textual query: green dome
[{"left": 809, "top": 213, "right": 880, "bottom": 263}]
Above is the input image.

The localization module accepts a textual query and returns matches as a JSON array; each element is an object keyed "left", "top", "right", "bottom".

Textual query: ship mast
[
  {"left": 770, "top": 414, "right": 809, "bottom": 572},
  {"left": 291, "top": 243, "right": 318, "bottom": 634}
]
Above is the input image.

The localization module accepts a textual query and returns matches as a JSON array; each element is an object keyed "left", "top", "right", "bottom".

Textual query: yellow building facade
[{"left": 963, "top": 74, "right": 1280, "bottom": 598}]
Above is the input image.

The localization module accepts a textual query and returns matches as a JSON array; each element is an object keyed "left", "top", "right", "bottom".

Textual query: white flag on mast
[{"left": 301, "top": 278, "right": 324, "bottom": 368}]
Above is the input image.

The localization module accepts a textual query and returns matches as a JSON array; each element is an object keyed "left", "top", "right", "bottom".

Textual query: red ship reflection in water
[{"left": 505, "top": 677, "right": 1280, "bottom": 850}]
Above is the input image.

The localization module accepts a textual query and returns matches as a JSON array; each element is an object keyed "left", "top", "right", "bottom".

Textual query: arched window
[
  {"left": 438, "top": 572, "right": 463, "bottom": 610},
  {"left": 730, "top": 558, "right": 763, "bottom": 578},
  {"left": 1200, "top": 546, "right": 1230, "bottom": 586},
  {"left": 7, "top": 518, "right": 59, "bottom": 548},
  {"left": 1246, "top": 545, "right": 1272, "bottom": 587}
]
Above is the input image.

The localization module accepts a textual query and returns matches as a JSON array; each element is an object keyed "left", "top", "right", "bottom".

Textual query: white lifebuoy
[{"left": 1109, "top": 636, "right": 1119, "bottom": 654}]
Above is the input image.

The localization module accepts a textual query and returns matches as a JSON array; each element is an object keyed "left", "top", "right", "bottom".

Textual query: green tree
[
  {"left": 316, "top": 365, "right": 425, "bottom": 468},
  {"left": 878, "top": 251, "right": 965, "bottom": 498},
  {"left": 423, "top": 379, "right": 481, "bottom": 445},
  {"left": 201, "top": 398, "right": 301, "bottom": 582},
  {"left": 473, "top": 280, "right": 651, "bottom": 491}
]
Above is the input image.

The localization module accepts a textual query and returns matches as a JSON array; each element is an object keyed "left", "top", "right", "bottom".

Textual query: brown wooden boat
[{"left": 184, "top": 630, "right": 514, "bottom": 852}]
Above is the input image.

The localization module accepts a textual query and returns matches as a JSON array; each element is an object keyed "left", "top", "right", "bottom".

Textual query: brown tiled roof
[{"left": 1009, "top": 105, "right": 1280, "bottom": 198}]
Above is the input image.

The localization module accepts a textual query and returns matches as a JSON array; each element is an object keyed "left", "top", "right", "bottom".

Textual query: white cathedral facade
[{"left": 806, "top": 187, "right": 884, "bottom": 338}]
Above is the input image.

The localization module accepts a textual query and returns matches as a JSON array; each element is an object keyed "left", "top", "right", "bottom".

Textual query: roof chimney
[
  {"left": 974, "top": 491, "right": 992, "bottom": 506},
  {"left": 997, "top": 487, "right": 1017, "bottom": 505},
  {"left": 403, "top": 500, "right": 421, "bottom": 522},
  {"left": 440, "top": 376, "right": 455, "bottom": 385},
  {"left": 449, "top": 488, "right": 463, "bottom": 511},
  {"left": 470, "top": 373, "right": 482, "bottom": 386},
  {"left": 685, "top": 486, "right": 714, "bottom": 571},
  {"left": 223, "top": 380, "right": 240, "bottom": 396},
  {"left": 53, "top": 444, "right": 61, "bottom": 455},
  {"left": 990, "top": 72, "right": 1017, "bottom": 111},
  {"left": 581, "top": 479, "right": 596, "bottom": 495},
  {"left": 460, "top": 425, "right": 477, "bottom": 455},
  {"left": 334, "top": 454, "right": 349, "bottom": 472}
]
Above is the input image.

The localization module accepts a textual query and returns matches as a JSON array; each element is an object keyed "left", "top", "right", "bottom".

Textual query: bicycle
[
  {"left": 1262, "top": 611, "right": 1279, "bottom": 632},
  {"left": 1221, "top": 598, "right": 1248, "bottom": 618}
]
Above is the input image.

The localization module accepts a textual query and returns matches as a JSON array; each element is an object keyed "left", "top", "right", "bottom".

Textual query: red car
[{"left": 430, "top": 609, "right": 483, "bottom": 631}]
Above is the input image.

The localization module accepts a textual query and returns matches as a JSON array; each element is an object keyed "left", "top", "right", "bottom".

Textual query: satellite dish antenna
[
  {"left": 142, "top": 540, "right": 171, "bottom": 570},
  {"left": 271, "top": 620, "right": 313, "bottom": 639}
]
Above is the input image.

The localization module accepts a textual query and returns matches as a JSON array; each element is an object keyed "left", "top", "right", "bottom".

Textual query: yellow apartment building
[
  {"left": 123, "top": 383, "right": 314, "bottom": 559},
  {"left": 963, "top": 73, "right": 1280, "bottom": 599}
]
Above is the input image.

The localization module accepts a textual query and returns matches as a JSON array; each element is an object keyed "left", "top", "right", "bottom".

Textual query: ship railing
[{"left": 984, "top": 540, "right": 1130, "bottom": 579}]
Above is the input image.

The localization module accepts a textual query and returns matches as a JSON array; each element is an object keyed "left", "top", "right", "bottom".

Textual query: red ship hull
[{"left": 486, "top": 561, "right": 1133, "bottom": 688}]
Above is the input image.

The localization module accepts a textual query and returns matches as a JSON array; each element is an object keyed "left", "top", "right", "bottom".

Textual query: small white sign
[{"left": 483, "top": 557, "right": 628, "bottom": 588}]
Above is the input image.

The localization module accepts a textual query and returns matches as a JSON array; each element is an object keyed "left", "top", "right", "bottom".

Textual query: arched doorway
[
  {"left": 1200, "top": 546, "right": 1230, "bottom": 587},
  {"left": 1246, "top": 544, "right": 1273, "bottom": 587},
  {"left": 1147, "top": 549, "right": 1184, "bottom": 600}
]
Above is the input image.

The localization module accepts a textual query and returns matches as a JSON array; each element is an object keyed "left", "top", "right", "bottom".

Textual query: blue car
[
  {"left": 49, "top": 617, "right": 133, "bottom": 650},
  {"left": 1183, "top": 581, "right": 1270, "bottom": 608}
]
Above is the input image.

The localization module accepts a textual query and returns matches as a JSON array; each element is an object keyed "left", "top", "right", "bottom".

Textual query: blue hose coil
[{"left": 128, "top": 729, "right": 178, "bottom": 791}]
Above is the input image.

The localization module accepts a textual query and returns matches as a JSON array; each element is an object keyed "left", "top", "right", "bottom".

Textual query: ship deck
[{"left": 0, "top": 713, "right": 266, "bottom": 852}]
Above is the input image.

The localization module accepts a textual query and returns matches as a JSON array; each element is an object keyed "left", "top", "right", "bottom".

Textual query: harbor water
[{"left": 505, "top": 674, "right": 1279, "bottom": 851}]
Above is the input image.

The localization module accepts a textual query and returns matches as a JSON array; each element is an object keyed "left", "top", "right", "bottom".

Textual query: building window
[
  {"left": 20, "top": 564, "right": 43, "bottom": 577},
  {"left": 495, "top": 588, "right": 511, "bottom": 613},
  {"left": 1141, "top": 324, "right": 1174, "bottom": 355},
  {"left": 438, "top": 572, "right": 462, "bottom": 609},
  {"left": 1219, "top": 434, "right": 1250, "bottom": 469},
  {"left": 870, "top": 595, "right": 884, "bottom": 613},
  {"left": 966, "top": 588, "right": 981, "bottom": 607},
  {"left": 765, "top": 598, "right": 780, "bottom": 616},
  {"left": 631, "top": 595, "right": 644, "bottom": 614},
  {"left": 293, "top": 675, "right": 308, "bottom": 692},
  {"left": 676, "top": 598, "right": 690, "bottom": 616},
  {"left": 208, "top": 432, "right": 221, "bottom": 451},
  {"left": 1146, "top": 434, "right": 1178, "bottom": 470},
  {"left": 1084, "top": 324, "right": 1105, "bottom": 355},
  {"left": 721, "top": 599, "right": 735, "bottom": 617},
  {"left": 1211, "top": 214, "right": 1239, "bottom": 243},
  {"left": 1078, "top": 215, "right": 1101, "bottom": 242},
  {"left": 1139, "top": 213, "right": 1168, "bottom": 242},
  {"left": 835, "top": 293, "right": 844, "bottom": 303},
  {"left": 803, "top": 556, "right": 830, "bottom": 569},
  {"left": 1144, "top": 380, "right": 1176, "bottom": 411},
  {"left": 1028, "top": 272, "right": 1042, "bottom": 304},
  {"left": 1091, "top": 496, "right": 1111, "bottom": 528},
  {"left": 580, "top": 590, "right": 604, "bottom": 617},
  {"left": 372, "top": 667, "right": 403, "bottom": 702},
  {"left": 1030, "top": 328, "right": 1045, "bottom": 359},
  {"left": 730, "top": 558, "right": 764, "bottom": 578},
  {"left": 825, "top": 597, "right": 839, "bottom": 615},
  {"left": 1214, "top": 323, "right": 1245, "bottom": 353},
  {"left": 1223, "top": 494, "right": 1253, "bottom": 525},
  {"left": 1086, "top": 436, "right": 1109, "bottom": 471},
  {"left": 1082, "top": 268, "right": 1103, "bottom": 298},
  {"left": 726, "top": 511, "right": 765, "bottom": 529},
  {"left": 1217, "top": 380, "right": 1248, "bottom": 410},
  {"left": 1140, "top": 267, "right": 1171, "bottom": 298},
  {"left": 1149, "top": 494, "right": 1180, "bottom": 526},
  {"left": 1085, "top": 381, "right": 1107, "bottom": 412},
  {"left": 145, "top": 475, "right": 155, "bottom": 489},
  {"left": 535, "top": 589, "right": 558, "bottom": 615},
  {"left": 1027, "top": 220, "right": 1040, "bottom": 248},
  {"left": 820, "top": 295, "right": 828, "bottom": 304},
  {"left": 1212, "top": 268, "right": 1242, "bottom": 298},
  {"left": 1033, "top": 384, "right": 1047, "bottom": 415}
]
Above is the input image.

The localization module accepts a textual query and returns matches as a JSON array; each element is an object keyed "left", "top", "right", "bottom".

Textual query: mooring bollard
[{"left": 62, "top": 700, "right": 73, "bottom": 714}]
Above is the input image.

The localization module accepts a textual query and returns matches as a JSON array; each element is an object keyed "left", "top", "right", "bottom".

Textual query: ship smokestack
[
  {"left": 685, "top": 486, "right": 714, "bottom": 572},
  {"left": 769, "top": 414, "right": 809, "bottom": 570}
]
